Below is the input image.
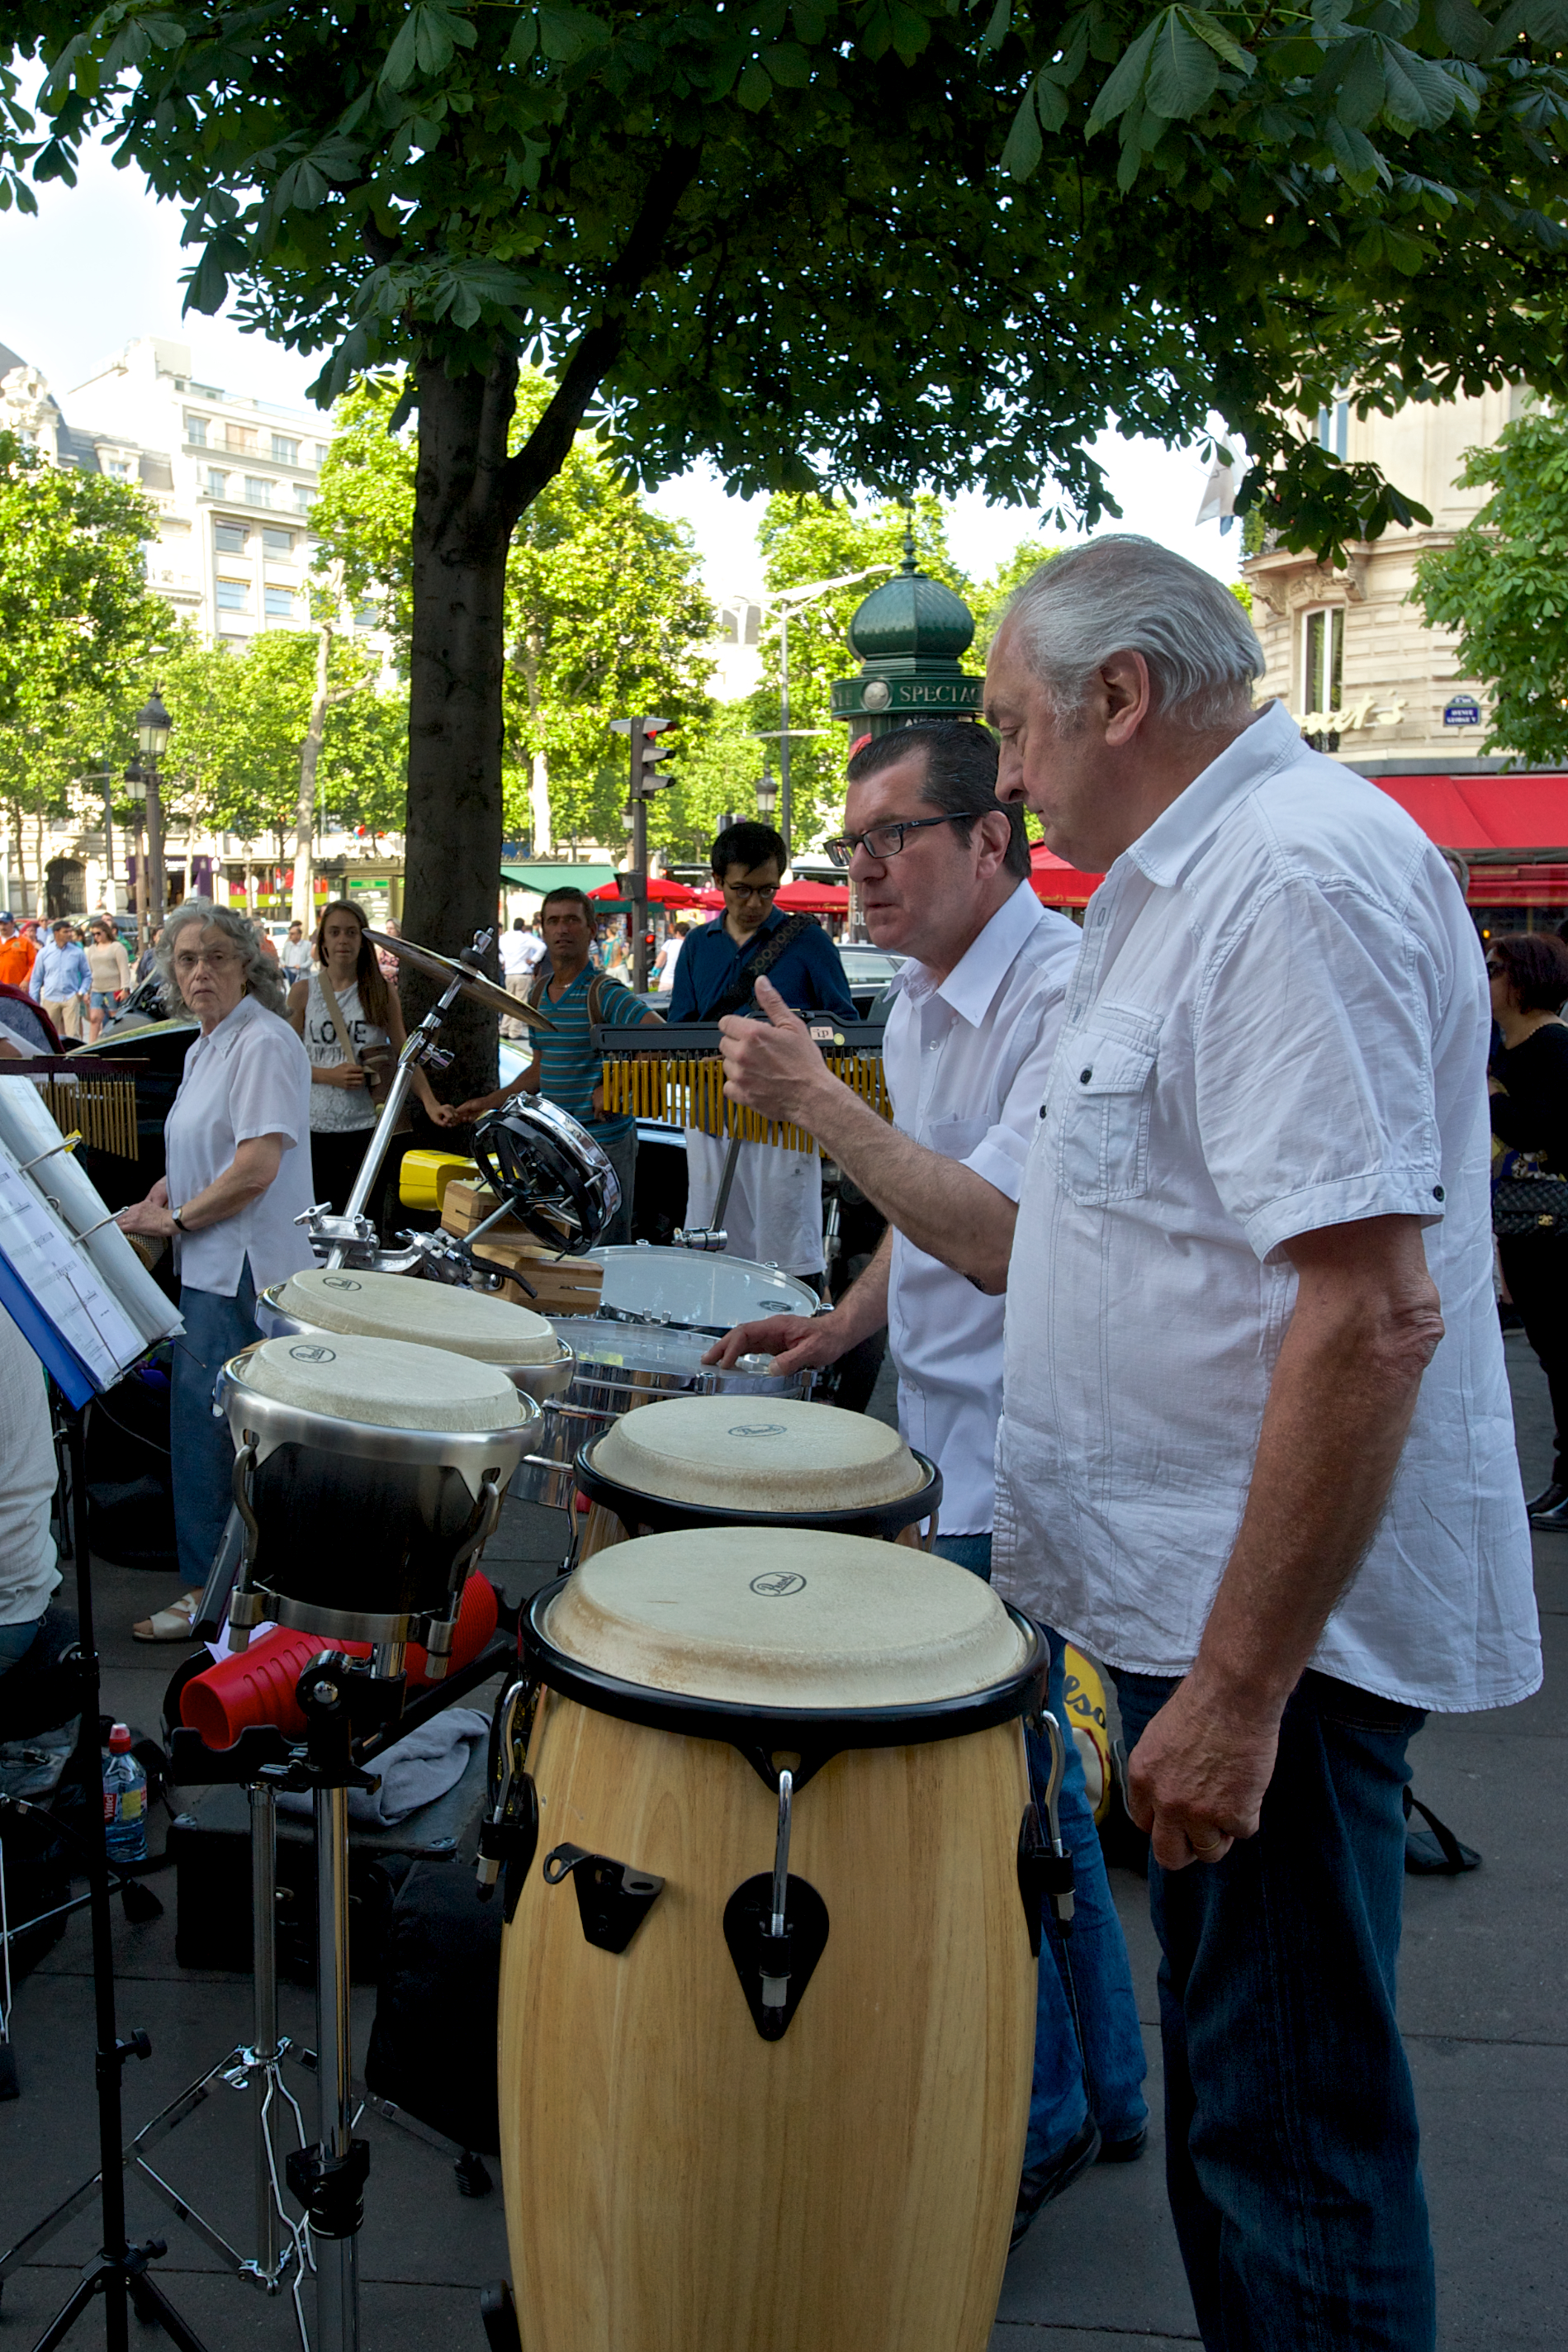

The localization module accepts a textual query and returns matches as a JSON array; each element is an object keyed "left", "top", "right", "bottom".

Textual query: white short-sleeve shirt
[
  {"left": 165, "top": 992, "right": 316, "bottom": 1298},
  {"left": 991, "top": 699, "right": 1540, "bottom": 1714},
  {"left": 883, "top": 882, "right": 1081, "bottom": 1534}
]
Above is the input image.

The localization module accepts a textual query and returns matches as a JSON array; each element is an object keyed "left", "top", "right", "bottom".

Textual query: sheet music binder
[{"left": 0, "top": 1072, "right": 182, "bottom": 1405}]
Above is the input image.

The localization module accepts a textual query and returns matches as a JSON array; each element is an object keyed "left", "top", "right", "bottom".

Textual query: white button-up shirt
[
  {"left": 884, "top": 881, "right": 1082, "bottom": 1534},
  {"left": 165, "top": 992, "right": 316, "bottom": 1298},
  {"left": 992, "top": 699, "right": 1540, "bottom": 1714}
]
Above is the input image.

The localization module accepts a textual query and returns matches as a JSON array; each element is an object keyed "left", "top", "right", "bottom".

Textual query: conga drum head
[
  {"left": 589, "top": 1244, "right": 819, "bottom": 1330},
  {"left": 586, "top": 1394, "right": 925, "bottom": 1514},
  {"left": 544, "top": 1526, "right": 1029, "bottom": 1709},
  {"left": 273, "top": 1266, "right": 561, "bottom": 1363},
  {"left": 240, "top": 1330, "right": 524, "bottom": 1431}
]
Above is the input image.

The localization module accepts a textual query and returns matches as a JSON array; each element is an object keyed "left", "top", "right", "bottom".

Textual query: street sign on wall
[{"left": 1443, "top": 695, "right": 1483, "bottom": 728}]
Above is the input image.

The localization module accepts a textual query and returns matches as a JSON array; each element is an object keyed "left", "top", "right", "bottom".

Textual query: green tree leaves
[{"left": 1415, "top": 407, "right": 1568, "bottom": 767}]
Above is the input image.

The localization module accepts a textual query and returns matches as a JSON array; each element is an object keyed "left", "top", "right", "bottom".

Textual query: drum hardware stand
[
  {"left": 721, "top": 1766, "right": 831, "bottom": 2041},
  {"left": 674, "top": 1128, "right": 741, "bottom": 1252},
  {"left": 311, "top": 930, "right": 490, "bottom": 1273},
  {"left": 0, "top": 1396, "right": 215, "bottom": 2352}
]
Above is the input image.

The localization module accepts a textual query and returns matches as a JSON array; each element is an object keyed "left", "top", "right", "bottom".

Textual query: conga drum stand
[{"left": 168, "top": 1656, "right": 408, "bottom": 2352}]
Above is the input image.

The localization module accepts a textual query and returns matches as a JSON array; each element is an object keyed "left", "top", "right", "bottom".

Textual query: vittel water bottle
[{"left": 102, "top": 1724, "right": 148, "bottom": 1864}]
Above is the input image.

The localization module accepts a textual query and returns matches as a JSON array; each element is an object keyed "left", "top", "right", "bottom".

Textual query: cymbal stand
[{"left": 311, "top": 931, "right": 495, "bottom": 1271}]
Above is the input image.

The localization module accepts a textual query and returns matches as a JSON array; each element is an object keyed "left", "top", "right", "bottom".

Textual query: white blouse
[{"left": 165, "top": 993, "right": 315, "bottom": 1298}]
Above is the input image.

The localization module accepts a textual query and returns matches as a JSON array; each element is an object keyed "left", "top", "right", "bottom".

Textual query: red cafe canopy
[
  {"left": 775, "top": 880, "right": 850, "bottom": 913},
  {"left": 588, "top": 875, "right": 700, "bottom": 904},
  {"left": 1029, "top": 840, "right": 1103, "bottom": 909}
]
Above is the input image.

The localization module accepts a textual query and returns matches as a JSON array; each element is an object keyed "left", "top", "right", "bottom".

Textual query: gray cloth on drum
[{"left": 276, "top": 1707, "right": 489, "bottom": 1828}]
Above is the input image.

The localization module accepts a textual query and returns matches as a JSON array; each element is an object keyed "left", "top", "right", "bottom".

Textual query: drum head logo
[
  {"left": 760, "top": 1299, "right": 793, "bottom": 1314},
  {"left": 320, "top": 1276, "right": 362, "bottom": 1291},
  {"left": 751, "top": 1572, "right": 807, "bottom": 1597},
  {"left": 728, "top": 1422, "right": 786, "bottom": 1439},
  {"left": 288, "top": 1344, "right": 337, "bottom": 1363}
]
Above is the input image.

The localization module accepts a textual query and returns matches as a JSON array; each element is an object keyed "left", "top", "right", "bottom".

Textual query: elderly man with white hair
[
  {"left": 977, "top": 537, "right": 1539, "bottom": 2351},
  {"left": 118, "top": 902, "right": 314, "bottom": 1641}
]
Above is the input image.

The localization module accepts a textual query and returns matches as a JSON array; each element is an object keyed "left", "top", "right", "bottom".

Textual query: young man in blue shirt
[
  {"left": 29, "top": 921, "right": 92, "bottom": 1041},
  {"left": 440, "top": 886, "right": 661, "bottom": 1244},
  {"left": 669, "top": 821, "right": 856, "bottom": 1279}
]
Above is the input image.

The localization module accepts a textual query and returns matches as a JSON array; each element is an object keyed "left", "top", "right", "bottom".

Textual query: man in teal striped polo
[{"left": 448, "top": 886, "right": 662, "bottom": 1242}]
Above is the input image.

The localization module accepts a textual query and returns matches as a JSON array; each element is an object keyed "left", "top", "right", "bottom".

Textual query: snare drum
[
  {"left": 590, "top": 1243, "right": 818, "bottom": 1329},
  {"left": 258, "top": 1266, "right": 574, "bottom": 1406},
  {"left": 515, "top": 1320, "right": 812, "bottom": 1510},
  {"left": 573, "top": 1393, "right": 940, "bottom": 1557},
  {"left": 218, "top": 1332, "right": 533, "bottom": 1650},
  {"left": 499, "top": 1527, "right": 1044, "bottom": 2352}
]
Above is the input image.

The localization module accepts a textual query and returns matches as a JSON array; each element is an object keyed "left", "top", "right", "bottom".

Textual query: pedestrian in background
[
  {"left": 85, "top": 918, "right": 131, "bottom": 1041},
  {"left": 499, "top": 914, "right": 543, "bottom": 1037},
  {"left": 281, "top": 920, "right": 312, "bottom": 983},
  {"left": 288, "top": 899, "right": 444, "bottom": 1221},
  {"left": 0, "top": 911, "right": 37, "bottom": 992},
  {"left": 376, "top": 917, "right": 402, "bottom": 986},
  {"left": 30, "top": 920, "right": 91, "bottom": 1040},
  {"left": 1488, "top": 930, "right": 1568, "bottom": 1527}
]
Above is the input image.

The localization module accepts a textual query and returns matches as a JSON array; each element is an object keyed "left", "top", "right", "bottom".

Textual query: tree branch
[{"left": 498, "top": 143, "right": 699, "bottom": 527}]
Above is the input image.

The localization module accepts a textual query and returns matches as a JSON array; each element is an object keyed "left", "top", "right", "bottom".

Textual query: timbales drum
[
  {"left": 498, "top": 1527, "right": 1045, "bottom": 2352},
  {"left": 589, "top": 1243, "right": 820, "bottom": 1330},
  {"left": 572, "top": 1393, "right": 940, "bottom": 1558},
  {"left": 218, "top": 1331, "right": 533, "bottom": 1655},
  {"left": 258, "top": 1265, "right": 576, "bottom": 1406}
]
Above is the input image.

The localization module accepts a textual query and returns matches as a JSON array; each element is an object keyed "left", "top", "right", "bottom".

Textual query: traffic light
[
  {"left": 633, "top": 718, "right": 675, "bottom": 796},
  {"left": 613, "top": 714, "right": 676, "bottom": 797}
]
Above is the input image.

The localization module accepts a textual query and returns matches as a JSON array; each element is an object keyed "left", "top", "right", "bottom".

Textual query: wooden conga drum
[
  {"left": 498, "top": 1526, "right": 1044, "bottom": 2352},
  {"left": 572, "top": 1392, "right": 940, "bottom": 1558}
]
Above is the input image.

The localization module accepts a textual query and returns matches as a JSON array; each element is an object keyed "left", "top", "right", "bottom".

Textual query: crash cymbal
[{"left": 367, "top": 931, "right": 554, "bottom": 1031}]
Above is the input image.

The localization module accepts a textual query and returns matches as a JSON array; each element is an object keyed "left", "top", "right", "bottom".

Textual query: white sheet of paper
[
  {"left": 0, "top": 1155, "right": 146, "bottom": 1387},
  {"left": 0, "top": 1080, "right": 182, "bottom": 1349}
]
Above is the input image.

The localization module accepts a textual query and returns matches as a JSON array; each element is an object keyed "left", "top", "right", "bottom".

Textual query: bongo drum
[
  {"left": 572, "top": 1392, "right": 940, "bottom": 1558},
  {"left": 498, "top": 1527, "right": 1045, "bottom": 2352},
  {"left": 259, "top": 1264, "right": 575, "bottom": 1406},
  {"left": 218, "top": 1331, "right": 533, "bottom": 1654}
]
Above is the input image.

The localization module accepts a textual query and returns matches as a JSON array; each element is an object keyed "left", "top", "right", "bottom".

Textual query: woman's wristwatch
[{"left": 170, "top": 1203, "right": 189, "bottom": 1233}]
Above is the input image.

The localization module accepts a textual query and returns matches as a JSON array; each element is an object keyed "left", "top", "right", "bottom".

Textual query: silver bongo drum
[{"left": 218, "top": 1331, "right": 535, "bottom": 1662}]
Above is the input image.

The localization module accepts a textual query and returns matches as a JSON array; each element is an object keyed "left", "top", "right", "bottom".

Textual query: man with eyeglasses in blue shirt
[{"left": 670, "top": 819, "right": 856, "bottom": 1280}]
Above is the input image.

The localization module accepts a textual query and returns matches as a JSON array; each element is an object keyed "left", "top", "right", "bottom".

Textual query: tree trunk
[
  {"left": 529, "top": 749, "right": 552, "bottom": 856},
  {"left": 401, "top": 348, "right": 519, "bottom": 1101},
  {"left": 293, "top": 576, "right": 339, "bottom": 928}
]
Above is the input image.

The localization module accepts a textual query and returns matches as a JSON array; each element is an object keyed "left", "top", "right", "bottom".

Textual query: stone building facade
[{"left": 1243, "top": 384, "right": 1529, "bottom": 774}]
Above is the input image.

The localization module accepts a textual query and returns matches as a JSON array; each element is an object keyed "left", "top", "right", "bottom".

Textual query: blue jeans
[
  {"left": 934, "top": 1536, "right": 1149, "bottom": 2170},
  {"left": 1116, "top": 1667, "right": 1434, "bottom": 2352},
  {"left": 590, "top": 1121, "right": 637, "bottom": 1247},
  {"left": 172, "top": 1265, "right": 260, "bottom": 1591}
]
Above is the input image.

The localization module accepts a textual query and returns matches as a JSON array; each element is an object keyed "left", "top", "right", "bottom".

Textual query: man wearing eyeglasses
[
  {"left": 706, "top": 724, "right": 1149, "bottom": 2236},
  {"left": 669, "top": 819, "right": 857, "bottom": 1278}
]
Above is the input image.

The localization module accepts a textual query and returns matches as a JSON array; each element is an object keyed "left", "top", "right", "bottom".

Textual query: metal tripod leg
[{"left": 312, "top": 1785, "right": 358, "bottom": 2352}]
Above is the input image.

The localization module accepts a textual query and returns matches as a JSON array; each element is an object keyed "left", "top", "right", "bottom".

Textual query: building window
[
  {"left": 244, "top": 476, "right": 273, "bottom": 508},
  {"left": 216, "top": 579, "right": 250, "bottom": 612},
  {"left": 261, "top": 527, "right": 295, "bottom": 556},
  {"left": 271, "top": 434, "right": 299, "bottom": 465},
  {"left": 185, "top": 413, "right": 208, "bottom": 446},
  {"left": 214, "top": 522, "right": 249, "bottom": 553},
  {"left": 353, "top": 604, "right": 377, "bottom": 628},
  {"left": 206, "top": 468, "right": 229, "bottom": 498},
  {"left": 313, "top": 443, "right": 329, "bottom": 467},
  {"left": 223, "top": 424, "right": 258, "bottom": 454},
  {"left": 264, "top": 587, "right": 296, "bottom": 618},
  {"left": 1316, "top": 401, "right": 1349, "bottom": 459},
  {"left": 294, "top": 483, "right": 314, "bottom": 514},
  {"left": 1303, "top": 607, "right": 1344, "bottom": 715},
  {"left": 104, "top": 457, "right": 134, "bottom": 481}
]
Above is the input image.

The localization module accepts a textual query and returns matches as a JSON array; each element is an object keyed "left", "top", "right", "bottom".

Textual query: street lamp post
[
  {"left": 755, "top": 759, "right": 779, "bottom": 827},
  {"left": 124, "top": 761, "right": 149, "bottom": 953},
  {"left": 760, "top": 566, "right": 894, "bottom": 860},
  {"left": 134, "top": 690, "right": 172, "bottom": 935}
]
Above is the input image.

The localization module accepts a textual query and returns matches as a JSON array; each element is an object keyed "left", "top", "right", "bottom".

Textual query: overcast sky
[{"left": 0, "top": 113, "right": 1240, "bottom": 597}]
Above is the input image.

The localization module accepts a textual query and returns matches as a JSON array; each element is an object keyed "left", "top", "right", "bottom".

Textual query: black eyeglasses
[{"left": 824, "top": 812, "right": 972, "bottom": 867}]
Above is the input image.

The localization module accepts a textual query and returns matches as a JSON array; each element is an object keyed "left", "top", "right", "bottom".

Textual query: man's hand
[
  {"left": 718, "top": 975, "right": 830, "bottom": 1126},
  {"left": 1125, "top": 1668, "right": 1281, "bottom": 1870},
  {"left": 702, "top": 1312, "right": 848, "bottom": 1382},
  {"left": 427, "top": 1102, "right": 463, "bottom": 1129},
  {"left": 452, "top": 1093, "right": 505, "bottom": 1124}
]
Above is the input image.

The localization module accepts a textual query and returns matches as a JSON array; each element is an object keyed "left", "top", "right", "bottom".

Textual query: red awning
[
  {"left": 588, "top": 875, "right": 700, "bottom": 904},
  {"left": 1029, "top": 841, "right": 1103, "bottom": 909},
  {"left": 1364, "top": 771, "right": 1568, "bottom": 854},
  {"left": 774, "top": 880, "right": 850, "bottom": 913}
]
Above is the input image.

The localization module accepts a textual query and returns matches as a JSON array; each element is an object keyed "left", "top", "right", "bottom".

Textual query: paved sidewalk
[{"left": 0, "top": 1340, "right": 1561, "bottom": 2348}]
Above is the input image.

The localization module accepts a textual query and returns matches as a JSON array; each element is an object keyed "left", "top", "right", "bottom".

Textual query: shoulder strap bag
[
  {"left": 317, "top": 970, "right": 412, "bottom": 1134},
  {"left": 703, "top": 913, "right": 817, "bottom": 1023}
]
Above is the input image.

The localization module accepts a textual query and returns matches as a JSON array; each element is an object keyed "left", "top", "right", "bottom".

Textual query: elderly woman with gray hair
[{"left": 117, "top": 902, "right": 314, "bottom": 1640}]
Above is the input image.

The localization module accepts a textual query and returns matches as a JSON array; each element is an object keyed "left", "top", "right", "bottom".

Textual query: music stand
[{"left": 0, "top": 1085, "right": 207, "bottom": 2352}]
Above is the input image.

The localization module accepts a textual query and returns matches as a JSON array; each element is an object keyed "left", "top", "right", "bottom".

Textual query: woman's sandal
[{"left": 131, "top": 1590, "right": 203, "bottom": 1643}]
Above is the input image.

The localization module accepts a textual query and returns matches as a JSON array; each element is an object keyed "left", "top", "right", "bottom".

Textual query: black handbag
[{"left": 1492, "top": 1171, "right": 1568, "bottom": 1235}]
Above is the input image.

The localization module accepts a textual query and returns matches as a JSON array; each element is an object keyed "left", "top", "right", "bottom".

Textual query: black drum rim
[
  {"left": 521, "top": 1585, "right": 1046, "bottom": 1790},
  {"left": 572, "top": 1437, "right": 943, "bottom": 1539}
]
